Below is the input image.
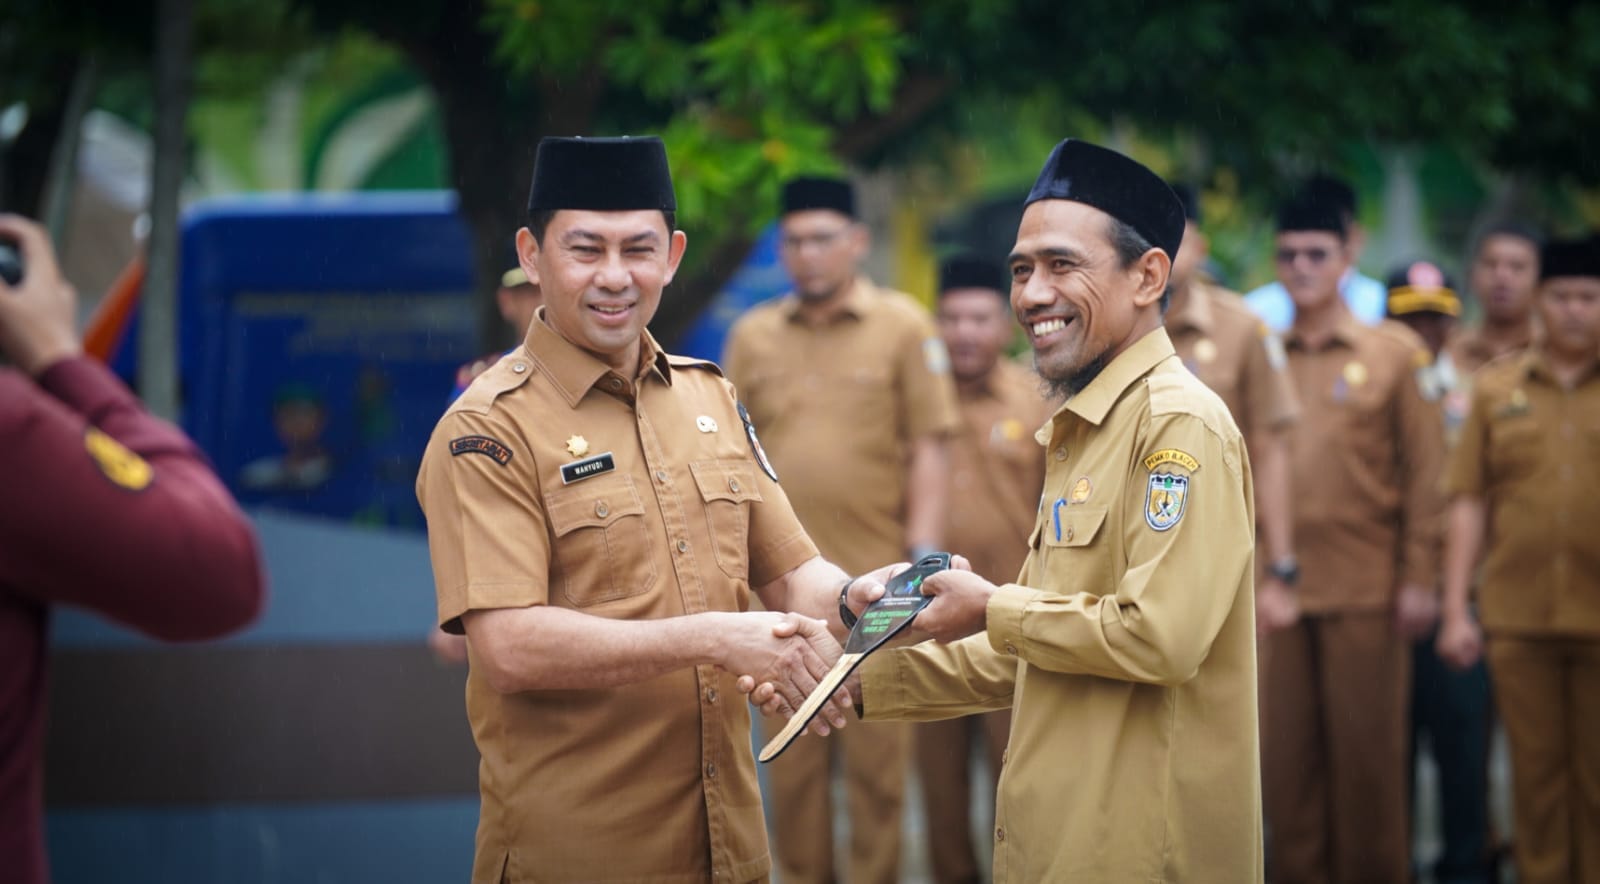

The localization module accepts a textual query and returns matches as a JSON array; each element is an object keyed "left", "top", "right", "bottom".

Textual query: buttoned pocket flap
[
  {"left": 689, "top": 460, "right": 765, "bottom": 504},
  {"left": 1042, "top": 505, "right": 1107, "bottom": 548},
  {"left": 546, "top": 474, "right": 646, "bottom": 536}
]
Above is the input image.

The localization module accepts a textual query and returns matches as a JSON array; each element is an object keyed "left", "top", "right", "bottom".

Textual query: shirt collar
[
  {"left": 524, "top": 309, "right": 673, "bottom": 407},
  {"left": 1034, "top": 326, "right": 1177, "bottom": 438},
  {"left": 1522, "top": 346, "right": 1600, "bottom": 388},
  {"left": 782, "top": 276, "right": 875, "bottom": 323},
  {"left": 1165, "top": 282, "right": 1216, "bottom": 335},
  {"left": 1284, "top": 307, "right": 1366, "bottom": 350}
]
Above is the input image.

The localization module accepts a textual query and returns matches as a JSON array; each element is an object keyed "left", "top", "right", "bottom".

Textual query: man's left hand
[
  {"left": 914, "top": 568, "right": 996, "bottom": 643},
  {"left": 1394, "top": 583, "right": 1440, "bottom": 641}
]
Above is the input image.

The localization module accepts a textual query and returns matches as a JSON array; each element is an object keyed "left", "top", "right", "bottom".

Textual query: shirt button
[
  {"left": 729, "top": 478, "right": 741, "bottom": 493},
  {"left": 656, "top": 470, "right": 668, "bottom": 483},
  {"left": 595, "top": 501, "right": 609, "bottom": 518},
  {"left": 1054, "top": 447, "right": 1068, "bottom": 461},
  {"left": 677, "top": 539, "right": 689, "bottom": 553},
  {"left": 1065, "top": 526, "right": 1075, "bottom": 542},
  {"left": 610, "top": 378, "right": 623, "bottom": 390},
  {"left": 706, "top": 688, "right": 719, "bottom": 704},
  {"left": 512, "top": 362, "right": 527, "bottom": 373},
  {"left": 995, "top": 827, "right": 1006, "bottom": 842},
  {"left": 1004, "top": 642, "right": 1017, "bottom": 655},
  {"left": 706, "top": 762, "right": 717, "bottom": 778}
]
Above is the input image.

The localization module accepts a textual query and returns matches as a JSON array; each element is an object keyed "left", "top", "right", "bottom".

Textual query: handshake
[{"left": 719, "top": 554, "right": 989, "bottom": 746}]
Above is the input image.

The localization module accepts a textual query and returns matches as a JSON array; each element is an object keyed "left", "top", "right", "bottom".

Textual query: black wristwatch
[
  {"left": 1268, "top": 556, "right": 1301, "bottom": 588},
  {"left": 838, "top": 577, "right": 859, "bottom": 629}
]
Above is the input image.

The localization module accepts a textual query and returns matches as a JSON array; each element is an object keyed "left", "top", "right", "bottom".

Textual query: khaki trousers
[
  {"left": 1486, "top": 636, "right": 1600, "bottom": 884},
  {"left": 1263, "top": 611, "right": 1411, "bottom": 884},
  {"left": 762, "top": 716, "right": 907, "bottom": 884},
  {"left": 913, "top": 711, "right": 1010, "bottom": 884}
]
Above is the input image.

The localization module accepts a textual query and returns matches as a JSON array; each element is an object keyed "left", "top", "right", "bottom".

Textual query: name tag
[{"left": 560, "top": 452, "right": 616, "bottom": 485}]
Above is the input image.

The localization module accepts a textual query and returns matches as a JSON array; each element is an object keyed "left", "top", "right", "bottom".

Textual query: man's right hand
[
  {"left": 718, "top": 612, "right": 849, "bottom": 734},
  {"left": 1435, "top": 611, "right": 1483, "bottom": 671},
  {"left": 1255, "top": 577, "right": 1301, "bottom": 636},
  {"left": 0, "top": 214, "right": 82, "bottom": 376}
]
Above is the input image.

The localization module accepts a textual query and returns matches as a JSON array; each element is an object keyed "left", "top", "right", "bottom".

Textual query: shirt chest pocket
[
  {"left": 1488, "top": 416, "right": 1544, "bottom": 479},
  {"left": 1041, "top": 504, "right": 1109, "bottom": 549},
  {"left": 690, "top": 460, "right": 764, "bottom": 580},
  {"left": 545, "top": 474, "right": 658, "bottom": 607}
]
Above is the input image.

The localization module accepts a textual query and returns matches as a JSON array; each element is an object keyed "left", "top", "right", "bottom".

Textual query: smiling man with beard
[{"left": 766, "top": 139, "right": 1264, "bottom": 882}]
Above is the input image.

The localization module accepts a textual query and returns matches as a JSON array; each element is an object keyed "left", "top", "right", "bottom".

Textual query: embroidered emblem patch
[
  {"left": 1068, "top": 476, "right": 1093, "bottom": 504},
  {"left": 85, "top": 427, "right": 153, "bottom": 491},
  {"left": 1142, "top": 449, "right": 1200, "bottom": 472},
  {"left": 1145, "top": 472, "right": 1190, "bottom": 531},
  {"left": 738, "top": 402, "right": 779, "bottom": 482},
  {"left": 1261, "top": 330, "right": 1288, "bottom": 372},
  {"left": 451, "top": 435, "right": 513, "bottom": 466}
]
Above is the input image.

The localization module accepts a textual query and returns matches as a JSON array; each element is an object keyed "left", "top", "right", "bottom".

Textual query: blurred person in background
[
  {"left": 917, "top": 252, "right": 1050, "bottom": 884},
  {"left": 1384, "top": 260, "right": 1495, "bottom": 884},
  {"left": 723, "top": 175, "right": 959, "bottom": 884},
  {"left": 0, "top": 214, "right": 265, "bottom": 884},
  {"left": 1163, "top": 182, "right": 1302, "bottom": 637},
  {"left": 431, "top": 266, "right": 544, "bottom": 664},
  {"left": 1262, "top": 187, "right": 1446, "bottom": 884},
  {"left": 1450, "top": 222, "right": 1543, "bottom": 374},
  {"left": 1246, "top": 175, "right": 1388, "bottom": 333},
  {"left": 446, "top": 267, "right": 545, "bottom": 406},
  {"left": 1437, "top": 234, "right": 1600, "bottom": 884}
]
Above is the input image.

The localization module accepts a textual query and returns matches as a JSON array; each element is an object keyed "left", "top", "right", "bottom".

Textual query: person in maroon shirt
[{"left": 0, "top": 214, "right": 265, "bottom": 884}]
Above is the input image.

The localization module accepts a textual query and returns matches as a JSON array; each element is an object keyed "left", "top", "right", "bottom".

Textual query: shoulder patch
[
  {"left": 450, "top": 435, "right": 513, "bottom": 466},
  {"left": 1143, "top": 448, "right": 1200, "bottom": 472},
  {"left": 85, "top": 427, "right": 153, "bottom": 491},
  {"left": 923, "top": 338, "right": 951, "bottom": 375},
  {"left": 737, "top": 402, "right": 779, "bottom": 482}
]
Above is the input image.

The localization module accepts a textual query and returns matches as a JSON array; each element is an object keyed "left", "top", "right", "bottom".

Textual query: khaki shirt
[
  {"left": 1284, "top": 315, "right": 1445, "bottom": 611},
  {"left": 947, "top": 359, "right": 1053, "bottom": 584},
  {"left": 1443, "top": 350, "right": 1600, "bottom": 638},
  {"left": 416, "top": 316, "right": 818, "bottom": 883},
  {"left": 723, "top": 278, "right": 961, "bottom": 572},
  {"left": 1167, "top": 282, "right": 1300, "bottom": 436},
  {"left": 1447, "top": 321, "right": 1537, "bottom": 376},
  {"left": 862, "top": 328, "right": 1263, "bottom": 883}
]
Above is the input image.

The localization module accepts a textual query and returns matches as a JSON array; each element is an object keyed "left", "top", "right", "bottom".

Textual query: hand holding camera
[{"left": 0, "top": 214, "right": 83, "bottom": 376}]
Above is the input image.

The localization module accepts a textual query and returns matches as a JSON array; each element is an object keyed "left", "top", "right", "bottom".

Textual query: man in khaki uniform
[
  {"left": 416, "top": 136, "right": 883, "bottom": 884},
  {"left": 1164, "top": 183, "right": 1302, "bottom": 632},
  {"left": 1263, "top": 189, "right": 1446, "bottom": 884},
  {"left": 1450, "top": 222, "right": 1543, "bottom": 375},
  {"left": 915, "top": 253, "right": 1050, "bottom": 884},
  {"left": 1384, "top": 262, "right": 1497, "bottom": 883},
  {"left": 793, "top": 139, "right": 1262, "bottom": 881},
  {"left": 723, "top": 175, "right": 959, "bottom": 884},
  {"left": 1437, "top": 235, "right": 1600, "bottom": 884}
]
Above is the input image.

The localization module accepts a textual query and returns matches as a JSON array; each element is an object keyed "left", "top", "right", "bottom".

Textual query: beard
[{"left": 1038, "top": 349, "right": 1109, "bottom": 400}]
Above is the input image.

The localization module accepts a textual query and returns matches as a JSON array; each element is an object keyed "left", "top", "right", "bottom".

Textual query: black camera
[{"left": 0, "top": 236, "right": 22, "bottom": 286}]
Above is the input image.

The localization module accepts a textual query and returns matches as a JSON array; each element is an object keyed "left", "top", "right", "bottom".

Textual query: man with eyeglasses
[
  {"left": 1245, "top": 175, "right": 1388, "bottom": 333},
  {"left": 723, "top": 176, "right": 959, "bottom": 884},
  {"left": 1262, "top": 186, "right": 1447, "bottom": 883}
]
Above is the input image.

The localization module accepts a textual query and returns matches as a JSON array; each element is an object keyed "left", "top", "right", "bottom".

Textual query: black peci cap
[
  {"left": 1025, "top": 139, "right": 1185, "bottom": 260},
  {"left": 939, "top": 253, "right": 1007, "bottom": 295},
  {"left": 526, "top": 136, "right": 676, "bottom": 214},
  {"left": 781, "top": 176, "right": 856, "bottom": 218},
  {"left": 1540, "top": 234, "right": 1600, "bottom": 281}
]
